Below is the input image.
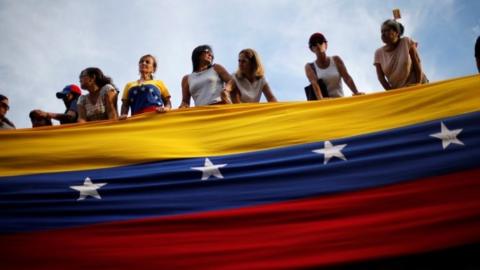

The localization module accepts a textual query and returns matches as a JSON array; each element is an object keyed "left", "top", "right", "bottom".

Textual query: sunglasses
[
  {"left": 139, "top": 59, "right": 153, "bottom": 64},
  {"left": 310, "top": 41, "right": 326, "bottom": 48}
]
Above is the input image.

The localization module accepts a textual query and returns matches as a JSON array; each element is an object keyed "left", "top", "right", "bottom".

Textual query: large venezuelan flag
[{"left": 1, "top": 75, "right": 480, "bottom": 269}]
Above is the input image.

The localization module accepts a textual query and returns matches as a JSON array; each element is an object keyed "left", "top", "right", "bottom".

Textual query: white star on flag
[
  {"left": 313, "top": 141, "right": 348, "bottom": 164},
  {"left": 430, "top": 122, "right": 464, "bottom": 149},
  {"left": 192, "top": 158, "right": 227, "bottom": 180},
  {"left": 70, "top": 177, "right": 108, "bottom": 201}
]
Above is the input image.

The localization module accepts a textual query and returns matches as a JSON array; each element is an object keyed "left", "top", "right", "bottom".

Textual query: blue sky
[{"left": 1, "top": 0, "right": 479, "bottom": 128}]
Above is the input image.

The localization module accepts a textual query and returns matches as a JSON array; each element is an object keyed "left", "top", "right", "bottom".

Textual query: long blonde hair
[{"left": 236, "top": 48, "right": 265, "bottom": 79}]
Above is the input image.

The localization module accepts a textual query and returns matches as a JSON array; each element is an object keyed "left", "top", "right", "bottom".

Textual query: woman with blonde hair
[{"left": 230, "top": 48, "right": 277, "bottom": 103}]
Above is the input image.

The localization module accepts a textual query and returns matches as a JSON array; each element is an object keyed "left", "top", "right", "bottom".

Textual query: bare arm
[
  {"left": 409, "top": 43, "right": 423, "bottom": 84},
  {"left": 156, "top": 97, "right": 172, "bottom": 113},
  {"left": 304, "top": 63, "right": 323, "bottom": 99},
  {"left": 333, "top": 56, "right": 363, "bottom": 95},
  {"left": 374, "top": 63, "right": 392, "bottom": 90},
  {"left": 213, "top": 64, "right": 233, "bottom": 84},
  {"left": 227, "top": 80, "right": 241, "bottom": 103},
  {"left": 477, "top": 57, "right": 480, "bottom": 73},
  {"left": 120, "top": 100, "right": 129, "bottom": 116},
  {"left": 77, "top": 103, "right": 87, "bottom": 123},
  {"left": 47, "top": 110, "right": 77, "bottom": 123},
  {"left": 213, "top": 64, "right": 233, "bottom": 104},
  {"left": 119, "top": 99, "right": 129, "bottom": 120},
  {"left": 262, "top": 82, "right": 277, "bottom": 102},
  {"left": 105, "top": 90, "right": 118, "bottom": 120},
  {"left": 163, "top": 97, "right": 172, "bottom": 110},
  {"left": 179, "top": 75, "right": 191, "bottom": 108}
]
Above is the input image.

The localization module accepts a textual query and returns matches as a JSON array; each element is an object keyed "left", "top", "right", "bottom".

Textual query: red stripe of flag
[{"left": 2, "top": 168, "right": 480, "bottom": 270}]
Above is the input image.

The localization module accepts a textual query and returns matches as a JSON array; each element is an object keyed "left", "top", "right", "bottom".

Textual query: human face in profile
[
  {"left": 0, "top": 99, "right": 8, "bottom": 119},
  {"left": 201, "top": 49, "right": 213, "bottom": 65},
  {"left": 381, "top": 26, "right": 399, "bottom": 45},
  {"left": 79, "top": 71, "right": 94, "bottom": 91}
]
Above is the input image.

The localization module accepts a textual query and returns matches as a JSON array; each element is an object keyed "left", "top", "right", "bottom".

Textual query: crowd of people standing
[{"left": 1, "top": 19, "right": 479, "bottom": 130}]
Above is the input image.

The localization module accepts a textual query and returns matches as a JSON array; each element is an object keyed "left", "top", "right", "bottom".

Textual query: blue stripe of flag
[{"left": 1, "top": 111, "right": 479, "bottom": 233}]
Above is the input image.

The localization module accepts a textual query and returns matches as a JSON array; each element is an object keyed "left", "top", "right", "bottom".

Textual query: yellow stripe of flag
[{"left": 1, "top": 75, "right": 479, "bottom": 177}]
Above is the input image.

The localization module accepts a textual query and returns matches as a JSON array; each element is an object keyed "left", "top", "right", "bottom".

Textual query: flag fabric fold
[{"left": 1, "top": 75, "right": 479, "bottom": 269}]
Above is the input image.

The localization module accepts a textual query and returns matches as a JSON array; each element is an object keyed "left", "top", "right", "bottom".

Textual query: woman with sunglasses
[
  {"left": 0, "top": 94, "right": 15, "bottom": 130},
  {"left": 230, "top": 48, "right": 277, "bottom": 103},
  {"left": 374, "top": 19, "right": 428, "bottom": 90},
  {"left": 120, "top": 54, "right": 171, "bottom": 119},
  {"left": 77, "top": 67, "right": 119, "bottom": 122},
  {"left": 179, "top": 45, "right": 232, "bottom": 108}
]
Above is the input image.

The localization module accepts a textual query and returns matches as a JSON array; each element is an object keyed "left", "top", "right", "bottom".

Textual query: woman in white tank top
[
  {"left": 304, "top": 33, "right": 364, "bottom": 99},
  {"left": 230, "top": 48, "right": 277, "bottom": 103},
  {"left": 179, "top": 45, "right": 232, "bottom": 108}
]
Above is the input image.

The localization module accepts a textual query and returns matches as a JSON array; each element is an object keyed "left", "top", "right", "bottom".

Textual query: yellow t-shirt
[{"left": 122, "top": 80, "right": 171, "bottom": 115}]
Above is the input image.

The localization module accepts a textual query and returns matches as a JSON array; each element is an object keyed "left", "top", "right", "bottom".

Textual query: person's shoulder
[
  {"left": 181, "top": 74, "right": 190, "bottom": 86},
  {"left": 375, "top": 44, "right": 388, "bottom": 52},
  {"left": 0, "top": 119, "right": 15, "bottom": 129},
  {"left": 401, "top": 36, "right": 414, "bottom": 46},
  {"left": 305, "top": 62, "right": 315, "bottom": 69},
  {"left": 152, "top": 80, "right": 169, "bottom": 90},
  {"left": 258, "top": 75, "right": 268, "bottom": 84},
  {"left": 69, "top": 99, "right": 79, "bottom": 110},
  {"left": 124, "top": 80, "right": 137, "bottom": 88},
  {"left": 213, "top": 63, "right": 226, "bottom": 72},
  {"left": 100, "top": 84, "right": 117, "bottom": 98},
  {"left": 77, "top": 95, "right": 86, "bottom": 104},
  {"left": 374, "top": 46, "right": 387, "bottom": 56},
  {"left": 101, "top": 83, "right": 115, "bottom": 91},
  {"left": 105, "top": 84, "right": 118, "bottom": 93},
  {"left": 332, "top": 55, "right": 343, "bottom": 62},
  {"left": 152, "top": 79, "right": 165, "bottom": 84},
  {"left": 4, "top": 117, "right": 15, "bottom": 128}
]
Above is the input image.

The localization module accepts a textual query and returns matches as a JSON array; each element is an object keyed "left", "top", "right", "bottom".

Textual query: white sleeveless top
[
  {"left": 232, "top": 73, "right": 267, "bottom": 103},
  {"left": 188, "top": 66, "right": 224, "bottom": 106},
  {"left": 313, "top": 57, "right": 344, "bottom": 97}
]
